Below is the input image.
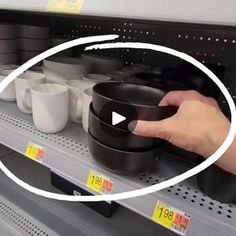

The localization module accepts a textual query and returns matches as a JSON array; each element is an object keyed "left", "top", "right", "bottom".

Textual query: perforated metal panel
[
  {"left": 0, "top": 111, "right": 90, "bottom": 160},
  {"left": 135, "top": 173, "right": 235, "bottom": 224},
  {"left": 0, "top": 196, "right": 58, "bottom": 236}
]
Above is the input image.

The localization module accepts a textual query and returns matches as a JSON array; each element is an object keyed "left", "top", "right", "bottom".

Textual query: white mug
[
  {"left": 83, "top": 74, "right": 111, "bottom": 83},
  {"left": 15, "top": 72, "right": 46, "bottom": 114},
  {"left": 29, "top": 84, "right": 68, "bottom": 133},
  {"left": 66, "top": 80, "right": 95, "bottom": 123},
  {"left": 82, "top": 87, "right": 93, "bottom": 133},
  {"left": 0, "top": 69, "right": 16, "bottom": 101}
]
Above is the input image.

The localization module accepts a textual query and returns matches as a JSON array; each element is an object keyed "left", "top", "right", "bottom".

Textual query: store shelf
[
  {"left": 0, "top": 151, "right": 175, "bottom": 236},
  {"left": 0, "top": 100, "right": 235, "bottom": 236},
  {"left": 0, "top": 0, "right": 236, "bottom": 26}
]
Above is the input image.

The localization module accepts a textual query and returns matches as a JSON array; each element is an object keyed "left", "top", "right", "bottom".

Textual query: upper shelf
[{"left": 0, "top": 0, "right": 236, "bottom": 26}]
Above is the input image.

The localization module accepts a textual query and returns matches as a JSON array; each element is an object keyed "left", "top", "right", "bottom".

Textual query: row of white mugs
[{"left": 0, "top": 69, "right": 112, "bottom": 134}]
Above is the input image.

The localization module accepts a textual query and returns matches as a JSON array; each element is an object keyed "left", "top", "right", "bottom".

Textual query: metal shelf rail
[
  {"left": 0, "top": 0, "right": 236, "bottom": 26},
  {"left": 0, "top": 151, "right": 175, "bottom": 236},
  {"left": 0, "top": 101, "right": 235, "bottom": 236}
]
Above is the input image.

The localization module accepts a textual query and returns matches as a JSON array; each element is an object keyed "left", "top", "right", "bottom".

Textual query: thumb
[{"left": 128, "top": 118, "right": 172, "bottom": 139}]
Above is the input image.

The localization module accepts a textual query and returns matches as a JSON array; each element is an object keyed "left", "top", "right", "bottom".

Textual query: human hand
[{"left": 129, "top": 90, "right": 230, "bottom": 158}]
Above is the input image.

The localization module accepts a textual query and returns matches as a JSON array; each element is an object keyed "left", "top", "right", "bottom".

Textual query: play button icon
[{"left": 112, "top": 111, "right": 126, "bottom": 126}]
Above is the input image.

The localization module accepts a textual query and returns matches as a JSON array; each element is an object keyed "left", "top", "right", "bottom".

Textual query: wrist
[{"left": 199, "top": 121, "right": 230, "bottom": 158}]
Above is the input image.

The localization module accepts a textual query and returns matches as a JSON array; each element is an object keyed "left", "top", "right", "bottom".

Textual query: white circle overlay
[{"left": 0, "top": 35, "right": 235, "bottom": 202}]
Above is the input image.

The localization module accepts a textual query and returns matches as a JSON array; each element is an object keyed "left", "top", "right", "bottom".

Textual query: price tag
[
  {"left": 152, "top": 201, "right": 190, "bottom": 236},
  {"left": 25, "top": 142, "right": 45, "bottom": 162},
  {"left": 86, "top": 170, "right": 114, "bottom": 194},
  {"left": 47, "top": 0, "right": 84, "bottom": 14}
]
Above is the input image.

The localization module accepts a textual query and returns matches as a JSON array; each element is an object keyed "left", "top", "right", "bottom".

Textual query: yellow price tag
[
  {"left": 152, "top": 203, "right": 177, "bottom": 229},
  {"left": 25, "top": 142, "right": 45, "bottom": 161},
  {"left": 86, "top": 170, "right": 114, "bottom": 194},
  {"left": 152, "top": 201, "right": 190, "bottom": 235},
  {"left": 47, "top": 0, "right": 84, "bottom": 14}
]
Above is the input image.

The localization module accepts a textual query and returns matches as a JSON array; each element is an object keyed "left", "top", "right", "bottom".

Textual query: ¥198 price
[
  {"left": 158, "top": 207, "right": 175, "bottom": 221},
  {"left": 86, "top": 170, "right": 114, "bottom": 193},
  {"left": 152, "top": 201, "right": 190, "bottom": 235}
]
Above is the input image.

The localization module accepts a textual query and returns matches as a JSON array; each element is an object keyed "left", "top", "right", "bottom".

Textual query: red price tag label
[
  {"left": 86, "top": 170, "right": 114, "bottom": 194},
  {"left": 25, "top": 142, "right": 45, "bottom": 161},
  {"left": 152, "top": 201, "right": 191, "bottom": 236}
]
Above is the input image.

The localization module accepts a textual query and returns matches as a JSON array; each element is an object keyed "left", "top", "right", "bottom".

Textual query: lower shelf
[{"left": 0, "top": 101, "right": 235, "bottom": 236}]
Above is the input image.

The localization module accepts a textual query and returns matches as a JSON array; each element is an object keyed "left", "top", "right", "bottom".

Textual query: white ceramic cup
[
  {"left": 43, "top": 57, "right": 91, "bottom": 75},
  {"left": 82, "top": 88, "right": 93, "bottom": 133},
  {"left": 0, "top": 69, "right": 16, "bottom": 101},
  {"left": 42, "top": 66, "right": 82, "bottom": 83},
  {"left": 29, "top": 84, "right": 68, "bottom": 133},
  {"left": 15, "top": 72, "right": 46, "bottom": 114},
  {"left": 66, "top": 80, "right": 95, "bottom": 123},
  {"left": 83, "top": 74, "right": 111, "bottom": 83}
]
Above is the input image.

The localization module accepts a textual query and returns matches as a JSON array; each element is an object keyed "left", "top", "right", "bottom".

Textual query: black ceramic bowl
[
  {"left": 89, "top": 104, "right": 161, "bottom": 151},
  {"left": 88, "top": 132, "right": 158, "bottom": 175},
  {"left": 92, "top": 82, "right": 177, "bottom": 130},
  {"left": 197, "top": 164, "right": 236, "bottom": 203}
]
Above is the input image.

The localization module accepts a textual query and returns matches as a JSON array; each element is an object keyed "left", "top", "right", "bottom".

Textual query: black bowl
[
  {"left": 92, "top": 82, "right": 177, "bottom": 130},
  {"left": 88, "top": 132, "right": 158, "bottom": 175},
  {"left": 89, "top": 104, "right": 161, "bottom": 151},
  {"left": 197, "top": 164, "right": 236, "bottom": 203}
]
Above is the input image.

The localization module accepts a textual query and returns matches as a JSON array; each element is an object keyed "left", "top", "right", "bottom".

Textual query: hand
[{"left": 129, "top": 90, "right": 230, "bottom": 158}]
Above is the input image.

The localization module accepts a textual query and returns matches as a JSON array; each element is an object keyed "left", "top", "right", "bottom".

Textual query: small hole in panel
[
  {"left": 216, "top": 38, "right": 219, "bottom": 42},
  {"left": 178, "top": 34, "right": 181, "bottom": 38},
  {"left": 232, "top": 40, "right": 236, "bottom": 43},
  {"left": 227, "top": 215, "right": 232, "bottom": 219},
  {"left": 185, "top": 35, "right": 189, "bottom": 39},
  {"left": 224, "top": 39, "right": 228, "bottom": 43},
  {"left": 200, "top": 36, "right": 203, "bottom": 40}
]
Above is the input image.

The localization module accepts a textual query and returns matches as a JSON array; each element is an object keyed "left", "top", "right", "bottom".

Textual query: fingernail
[{"left": 128, "top": 120, "right": 138, "bottom": 132}]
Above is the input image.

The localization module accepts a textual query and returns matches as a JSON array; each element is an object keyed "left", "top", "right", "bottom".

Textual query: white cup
[
  {"left": 15, "top": 72, "right": 46, "bottom": 114},
  {"left": 82, "top": 88, "right": 93, "bottom": 133},
  {"left": 29, "top": 84, "right": 68, "bottom": 133},
  {"left": 83, "top": 74, "right": 111, "bottom": 83},
  {"left": 66, "top": 80, "right": 95, "bottom": 123},
  {"left": 42, "top": 66, "right": 82, "bottom": 84},
  {"left": 0, "top": 69, "right": 16, "bottom": 101}
]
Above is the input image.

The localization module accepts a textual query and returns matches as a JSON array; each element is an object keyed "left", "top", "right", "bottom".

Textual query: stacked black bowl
[{"left": 88, "top": 82, "right": 177, "bottom": 175}]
